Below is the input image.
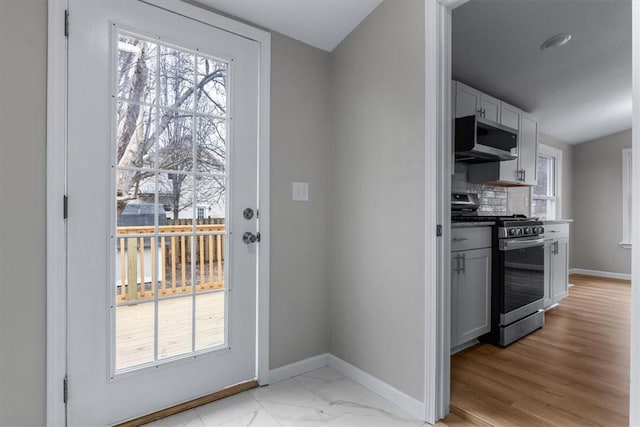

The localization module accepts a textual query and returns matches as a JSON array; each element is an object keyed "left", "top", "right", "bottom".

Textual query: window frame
[
  {"left": 621, "top": 148, "right": 632, "bottom": 248},
  {"left": 531, "top": 143, "right": 562, "bottom": 220}
]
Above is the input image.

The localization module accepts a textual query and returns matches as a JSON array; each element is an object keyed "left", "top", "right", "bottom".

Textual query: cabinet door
[
  {"left": 500, "top": 102, "right": 520, "bottom": 130},
  {"left": 457, "top": 248, "right": 492, "bottom": 344},
  {"left": 552, "top": 238, "right": 569, "bottom": 303},
  {"left": 480, "top": 93, "right": 501, "bottom": 124},
  {"left": 451, "top": 253, "right": 459, "bottom": 347},
  {"left": 455, "top": 81, "right": 481, "bottom": 118},
  {"left": 543, "top": 242, "right": 553, "bottom": 308},
  {"left": 519, "top": 112, "right": 538, "bottom": 185}
]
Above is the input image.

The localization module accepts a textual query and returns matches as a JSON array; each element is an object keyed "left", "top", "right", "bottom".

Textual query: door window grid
[{"left": 113, "top": 29, "right": 230, "bottom": 373}]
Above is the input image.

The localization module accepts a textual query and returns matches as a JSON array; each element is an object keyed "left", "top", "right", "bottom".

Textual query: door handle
[{"left": 242, "top": 232, "right": 259, "bottom": 244}]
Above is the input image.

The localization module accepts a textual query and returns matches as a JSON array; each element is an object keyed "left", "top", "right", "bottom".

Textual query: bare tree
[{"left": 116, "top": 35, "right": 227, "bottom": 219}]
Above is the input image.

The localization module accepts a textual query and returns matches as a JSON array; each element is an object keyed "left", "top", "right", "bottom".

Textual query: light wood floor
[
  {"left": 116, "top": 292, "right": 225, "bottom": 370},
  {"left": 445, "top": 274, "right": 631, "bottom": 427}
]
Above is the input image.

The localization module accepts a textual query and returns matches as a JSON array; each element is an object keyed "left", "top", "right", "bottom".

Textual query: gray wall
[
  {"left": 269, "top": 33, "right": 331, "bottom": 368},
  {"left": 0, "top": 0, "right": 47, "bottom": 425},
  {"left": 572, "top": 129, "right": 632, "bottom": 274},
  {"left": 329, "top": 0, "right": 426, "bottom": 401}
]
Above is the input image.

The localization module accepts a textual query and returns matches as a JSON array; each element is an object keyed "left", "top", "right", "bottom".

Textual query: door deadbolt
[{"left": 243, "top": 208, "right": 254, "bottom": 220}]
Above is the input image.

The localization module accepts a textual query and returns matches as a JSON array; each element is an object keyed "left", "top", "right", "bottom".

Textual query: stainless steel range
[{"left": 452, "top": 193, "right": 545, "bottom": 347}]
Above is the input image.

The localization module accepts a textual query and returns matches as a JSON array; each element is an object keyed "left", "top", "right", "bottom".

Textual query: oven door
[{"left": 499, "top": 237, "right": 545, "bottom": 325}]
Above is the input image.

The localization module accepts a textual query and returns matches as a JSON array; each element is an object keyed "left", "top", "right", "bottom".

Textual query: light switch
[{"left": 292, "top": 182, "right": 309, "bottom": 201}]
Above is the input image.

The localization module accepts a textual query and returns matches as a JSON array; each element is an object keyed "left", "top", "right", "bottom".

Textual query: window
[
  {"left": 531, "top": 144, "right": 562, "bottom": 220},
  {"left": 622, "top": 148, "right": 632, "bottom": 247},
  {"left": 196, "top": 206, "right": 206, "bottom": 219}
]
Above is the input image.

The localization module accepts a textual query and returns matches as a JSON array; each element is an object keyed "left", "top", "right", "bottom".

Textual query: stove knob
[
  {"left": 508, "top": 228, "right": 516, "bottom": 236},
  {"left": 539, "top": 226, "right": 545, "bottom": 235},
  {"left": 524, "top": 227, "right": 531, "bottom": 235},
  {"left": 515, "top": 228, "right": 523, "bottom": 236}
]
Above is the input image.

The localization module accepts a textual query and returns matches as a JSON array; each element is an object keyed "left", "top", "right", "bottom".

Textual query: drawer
[
  {"left": 544, "top": 223, "right": 569, "bottom": 239},
  {"left": 451, "top": 226, "right": 492, "bottom": 251}
]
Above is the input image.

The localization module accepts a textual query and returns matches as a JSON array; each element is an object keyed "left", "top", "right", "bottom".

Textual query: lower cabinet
[
  {"left": 451, "top": 247, "right": 492, "bottom": 348},
  {"left": 544, "top": 237, "right": 569, "bottom": 308},
  {"left": 552, "top": 238, "right": 569, "bottom": 302}
]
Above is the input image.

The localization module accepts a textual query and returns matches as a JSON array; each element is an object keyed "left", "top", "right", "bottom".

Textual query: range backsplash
[{"left": 452, "top": 162, "right": 507, "bottom": 215}]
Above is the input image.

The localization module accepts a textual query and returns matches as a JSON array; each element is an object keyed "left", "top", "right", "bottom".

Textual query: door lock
[
  {"left": 243, "top": 208, "right": 254, "bottom": 220},
  {"left": 242, "top": 232, "right": 260, "bottom": 244}
]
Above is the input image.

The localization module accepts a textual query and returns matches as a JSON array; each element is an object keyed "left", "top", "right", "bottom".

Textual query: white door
[{"left": 66, "top": 0, "right": 261, "bottom": 424}]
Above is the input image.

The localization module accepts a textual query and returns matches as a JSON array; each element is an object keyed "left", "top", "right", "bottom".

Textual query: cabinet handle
[
  {"left": 523, "top": 169, "right": 526, "bottom": 182},
  {"left": 454, "top": 254, "right": 460, "bottom": 274},
  {"left": 461, "top": 253, "right": 466, "bottom": 274},
  {"left": 453, "top": 238, "right": 468, "bottom": 242}
]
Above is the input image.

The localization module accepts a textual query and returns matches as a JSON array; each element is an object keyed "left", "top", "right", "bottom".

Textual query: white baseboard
[
  {"left": 327, "top": 354, "right": 425, "bottom": 420},
  {"left": 269, "top": 353, "right": 330, "bottom": 384},
  {"left": 569, "top": 268, "right": 631, "bottom": 281}
]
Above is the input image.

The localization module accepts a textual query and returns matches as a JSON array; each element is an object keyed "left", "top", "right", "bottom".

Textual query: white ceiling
[
  {"left": 452, "top": 0, "right": 631, "bottom": 144},
  {"left": 192, "top": 0, "right": 383, "bottom": 52}
]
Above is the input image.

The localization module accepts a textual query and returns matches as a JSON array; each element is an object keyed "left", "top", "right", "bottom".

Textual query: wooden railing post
[{"left": 127, "top": 237, "right": 138, "bottom": 301}]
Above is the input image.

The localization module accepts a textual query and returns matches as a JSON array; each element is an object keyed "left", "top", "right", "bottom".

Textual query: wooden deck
[
  {"left": 445, "top": 274, "right": 630, "bottom": 426},
  {"left": 116, "top": 292, "right": 225, "bottom": 370}
]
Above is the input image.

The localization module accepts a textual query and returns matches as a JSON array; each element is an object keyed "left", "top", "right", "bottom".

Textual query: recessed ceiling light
[{"left": 541, "top": 33, "right": 572, "bottom": 51}]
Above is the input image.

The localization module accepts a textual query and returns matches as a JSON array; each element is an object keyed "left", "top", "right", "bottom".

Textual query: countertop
[
  {"left": 542, "top": 219, "right": 573, "bottom": 224},
  {"left": 452, "top": 221, "right": 495, "bottom": 228}
]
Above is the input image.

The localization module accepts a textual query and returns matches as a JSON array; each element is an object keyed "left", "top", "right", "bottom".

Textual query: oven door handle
[{"left": 500, "top": 238, "right": 545, "bottom": 251}]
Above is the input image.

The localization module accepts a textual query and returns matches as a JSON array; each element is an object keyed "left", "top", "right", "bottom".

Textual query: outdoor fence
[{"left": 115, "top": 219, "right": 225, "bottom": 303}]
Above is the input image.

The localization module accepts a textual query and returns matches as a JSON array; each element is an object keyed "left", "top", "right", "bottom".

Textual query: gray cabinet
[
  {"left": 518, "top": 112, "right": 539, "bottom": 186},
  {"left": 543, "top": 223, "right": 570, "bottom": 308},
  {"left": 551, "top": 238, "right": 569, "bottom": 302},
  {"left": 454, "top": 81, "right": 500, "bottom": 124},
  {"left": 454, "top": 80, "right": 539, "bottom": 187},
  {"left": 451, "top": 227, "right": 492, "bottom": 349}
]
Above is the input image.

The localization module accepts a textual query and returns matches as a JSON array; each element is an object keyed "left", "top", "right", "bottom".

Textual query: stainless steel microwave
[{"left": 454, "top": 115, "right": 518, "bottom": 162}]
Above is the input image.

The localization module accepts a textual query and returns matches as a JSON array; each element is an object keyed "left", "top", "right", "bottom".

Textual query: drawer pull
[{"left": 453, "top": 238, "right": 468, "bottom": 242}]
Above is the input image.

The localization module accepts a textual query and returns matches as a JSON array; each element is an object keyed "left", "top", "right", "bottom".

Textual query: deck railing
[{"left": 116, "top": 223, "right": 225, "bottom": 304}]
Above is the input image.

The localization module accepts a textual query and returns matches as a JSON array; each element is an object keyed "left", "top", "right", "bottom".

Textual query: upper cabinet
[
  {"left": 455, "top": 81, "right": 500, "bottom": 124},
  {"left": 453, "top": 80, "right": 539, "bottom": 186}
]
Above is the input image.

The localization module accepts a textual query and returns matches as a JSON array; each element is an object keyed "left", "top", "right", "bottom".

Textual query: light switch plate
[{"left": 292, "top": 182, "right": 309, "bottom": 201}]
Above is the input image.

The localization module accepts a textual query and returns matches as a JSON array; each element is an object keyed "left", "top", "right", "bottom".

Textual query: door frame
[
  {"left": 46, "top": 1, "right": 271, "bottom": 425},
  {"left": 426, "top": 0, "right": 639, "bottom": 424},
  {"left": 424, "top": 0, "right": 466, "bottom": 422}
]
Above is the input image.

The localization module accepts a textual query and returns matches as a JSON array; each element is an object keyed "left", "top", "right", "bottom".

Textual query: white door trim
[
  {"left": 47, "top": 0, "right": 68, "bottom": 425},
  {"left": 631, "top": 3, "right": 639, "bottom": 425},
  {"left": 424, "top": 0, "right": 466, "bottom": 423},
  {"left": 46, "top": 1, "right": 271, "bottom": 424}
]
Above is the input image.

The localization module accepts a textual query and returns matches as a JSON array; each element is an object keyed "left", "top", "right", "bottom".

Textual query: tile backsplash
[{"left": 452, "top": 162, "right": 508, "bottom": 215}]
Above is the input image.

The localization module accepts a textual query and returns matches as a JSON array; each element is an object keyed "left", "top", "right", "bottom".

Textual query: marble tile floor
[{"left": 145, "top": 367, "right": 466, "bottom": 427}]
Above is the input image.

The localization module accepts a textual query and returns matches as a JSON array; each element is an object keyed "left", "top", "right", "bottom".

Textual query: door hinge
[
  {"left": 63, "top": 195, "right": 68, "bottom": 219},
  {"left": 256, "top": 209, "right": 259, "bottom": 219},
  {"left": 256, "top": 232, "right": 261, "bottom": 242},
  {"left": 436, "top": 224, "right": 443, "bottom": 237},
  {"left": 63, "top": 376, "right": 68, "bottom": 404},
  {"left": 64, "top": 10, "right": 69, "bottom": 37}
]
